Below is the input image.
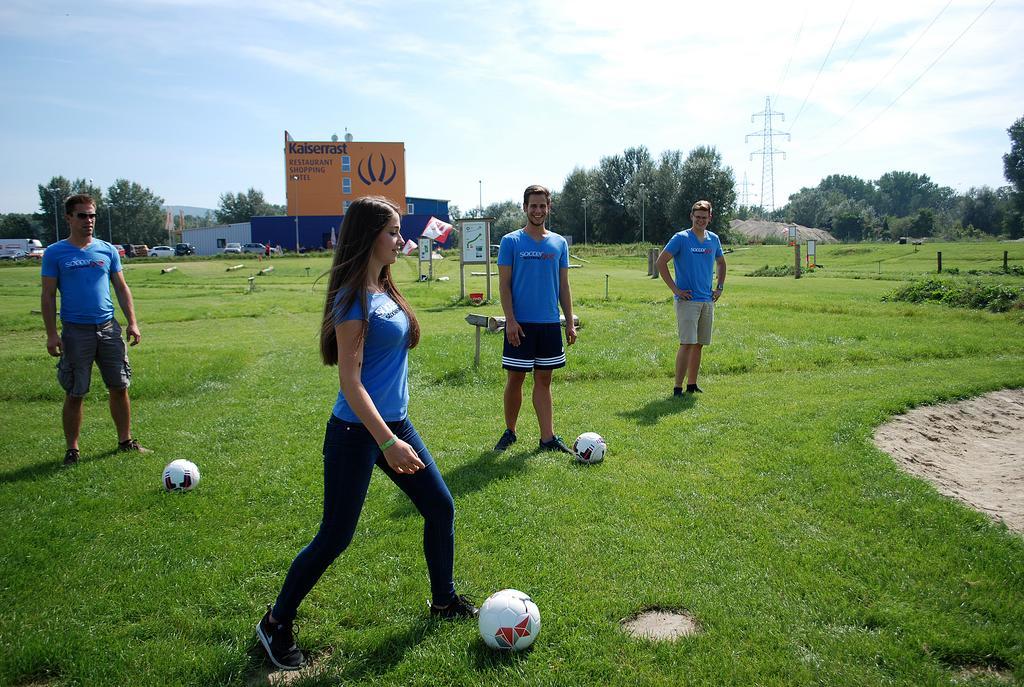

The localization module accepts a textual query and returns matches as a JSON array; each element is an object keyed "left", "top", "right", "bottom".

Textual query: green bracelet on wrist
[{"left": 379, "top": 436, "right": 397, "bottom": 451}]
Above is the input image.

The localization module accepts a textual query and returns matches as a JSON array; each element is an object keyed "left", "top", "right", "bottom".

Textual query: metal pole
[
  {"left": 478, "top": 180, "right": 482, "bottom": 214},
  {"left": 107, "top": 205, "right": 113, "bottom": 243},
  {"left": 640, "top": 183, "right": 646, "bottom": 244},
  {"left": 294, "top": 215, "right": 299, "bottom": 253},
  {"left": 48, "top": 187, "right": 60, "bottom": 242},
  {"left": 583, "top": 198, "right": 588, "bottom": 245}
]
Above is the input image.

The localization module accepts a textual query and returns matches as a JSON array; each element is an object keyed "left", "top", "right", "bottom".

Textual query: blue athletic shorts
[{"left": 502, "top": 322, "right": 565, "bottom": 371}]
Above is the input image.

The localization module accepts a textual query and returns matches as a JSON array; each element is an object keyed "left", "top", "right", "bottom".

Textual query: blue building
[{"left": 250, "top": 196, "right": 452, "bottom": 252}]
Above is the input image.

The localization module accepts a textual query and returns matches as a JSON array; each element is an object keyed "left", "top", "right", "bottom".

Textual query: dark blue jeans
[{"left": 272, "top": 415, "right": 457, "bottom": 622}]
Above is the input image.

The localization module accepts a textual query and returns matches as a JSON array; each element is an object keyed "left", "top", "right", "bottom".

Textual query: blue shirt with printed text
[
  {"left": 40, "top": 239, "right": 123, "bottom": 324},
  {"left": 331, "top": 290, "right": 410, "bottom": 423},
  {"left": 496, "top": 229, "right": 569, "bottom": 323},
  {"left": 664, "top": 229, "right": 724, "bottom": 302}
]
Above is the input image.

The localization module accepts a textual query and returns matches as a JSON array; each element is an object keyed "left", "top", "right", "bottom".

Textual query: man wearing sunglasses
[{"left": 41, "top": 194, "right": 150, "bottom": 465}]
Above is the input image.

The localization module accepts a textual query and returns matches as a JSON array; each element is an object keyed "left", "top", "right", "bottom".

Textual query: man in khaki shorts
[
  {"left": 41, "top": 194, "right": 150, "bottom": 465},
  {"left": 656, "top": 200, "right": 727, "bottom": 395}
]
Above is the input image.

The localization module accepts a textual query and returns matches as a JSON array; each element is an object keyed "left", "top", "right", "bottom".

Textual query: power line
[
  {"left": 834, "top": 0, "right": 997, "bottom": 151},
  {"left": 835, "top": 15, "right": 877, "bottom": 75},
  {"left": 819, "top": 0, "right": 954, "bottom": 139},
  {"left": 772, "top": 6, "right": 808, "bottom": 109},
  {"left": 789, "top": 0, "right": 855, "bottom": 131}
]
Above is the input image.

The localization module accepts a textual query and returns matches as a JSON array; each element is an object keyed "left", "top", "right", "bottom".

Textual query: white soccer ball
[
  {"left": 573, "top": 432, "right": 607, "bottom": 464},
  {"left": 162, "top": 459, "right": 201, "bottom": 492},
  {"left": 478, "top": 589, "right": 541, "bottom": 651}
]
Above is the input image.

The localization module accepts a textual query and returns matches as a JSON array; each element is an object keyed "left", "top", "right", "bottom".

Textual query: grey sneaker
[
  {"left": 256, "top": 606, "right": 306, "bottom": 671},
  {"left": 493, "top": 429, "right": 517, "bottom": 452},
  {"left": 63, "top": 448, "right": 80, "bottom": 466},
  {"left": 539, "top": 435, "right": 572, "bottom": 454}
]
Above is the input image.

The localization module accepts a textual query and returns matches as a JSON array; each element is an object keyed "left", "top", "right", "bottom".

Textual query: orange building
[{"left": 284, "top": 131, "right": 406, "bottom": 215}]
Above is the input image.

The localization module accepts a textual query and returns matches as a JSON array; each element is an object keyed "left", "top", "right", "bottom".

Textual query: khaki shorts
[
  {"left": 675, "top": 300, "right": 714, "bottom": 345},
  {"left": 57, "top": 320, "right": 132, "bottom": 397}
]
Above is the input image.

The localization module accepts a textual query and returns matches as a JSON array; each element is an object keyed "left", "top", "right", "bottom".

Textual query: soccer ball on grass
[
  {"left": 572, "top": 432, "right": 607, "bottom": 464},
  {"left": 478, "top": 589, "right": 541, "bottom": 651},
  {"left": 162, "top": 459, "right": 201, "bottom": 492}
]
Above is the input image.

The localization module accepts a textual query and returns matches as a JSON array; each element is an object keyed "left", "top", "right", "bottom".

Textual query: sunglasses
[{"left": 74, "top": 212, "right": 98, "bottom": 219}]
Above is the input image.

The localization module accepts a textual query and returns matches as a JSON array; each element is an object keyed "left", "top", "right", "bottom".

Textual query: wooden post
[
  {"left": 937, "top": 251, "right": 942, "bottom": 273},
  {"left": 647, "top": 248, "right": 654, "bottom": 276},
  {"left": 1004, "top": 250, "right": 1009, "bottom": 271},
  {"left": 794, "top": 244, "right": 801, "bottom": 279},
  {"left": 474, "top": 325, "right": 482, "bottom": 368}
]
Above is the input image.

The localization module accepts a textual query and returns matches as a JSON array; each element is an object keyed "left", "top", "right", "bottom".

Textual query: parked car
[
  {"left": 112, "top": 244, "right": 126, "bottom": 258},
  {"left": 125, "top": 244, "right": 149, "bottom": 258},
  {"left": 0, "top": 249, "right": 27, "bottom": 261},
  {"left": 242, "top": 242, "right": 266, "bottom": 254},
  {"left": 149, "top": 245, "right": 175, "bottom": 258},
  {"left": 27, "top": 247, "right": 44, "bottom": 259},
  {"left": 223, "top": 242, "right": 242, "bottom": 254},
  {"left": 174, "top": 243, "right": 196, "bottom": 256}
]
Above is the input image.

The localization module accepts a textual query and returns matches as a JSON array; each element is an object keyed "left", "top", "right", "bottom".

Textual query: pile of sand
[
  {"left": 729, "top": 219, "right": 838, "bottom": 244},
  {"left": 873, "top": 389, "right": 1024, "bottom": 534}
]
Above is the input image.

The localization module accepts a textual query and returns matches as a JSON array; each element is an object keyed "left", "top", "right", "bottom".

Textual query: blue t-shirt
[
  {"left": 40, "top": 239, "right": 123, "bottom": 324},
  {"left": 664, "top": 229, "right": 724, "bottom": 302},
  {"left": 331, "top": 290, "right": 410, "bottom": 423},
  {"left": 496, "top": 229, "right": 569, "bottom": 323}
]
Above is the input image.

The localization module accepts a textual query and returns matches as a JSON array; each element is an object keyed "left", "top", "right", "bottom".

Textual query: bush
[
  {"left": 884, "top": 278, "right": 1024, "bottom": 312},
  {"left": 747, "top": 264, "right": 796, "bottom": 277}
]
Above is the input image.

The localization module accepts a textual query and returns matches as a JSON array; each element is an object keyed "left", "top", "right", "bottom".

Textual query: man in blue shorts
[
  {"left": 656, "top": 199, "right": 727, "bottom": 395},
  {"left": 493, "top": 184, "right": 576, "bottom": 453},
  {"left": 41, "top": 194, "right": 150, "bottom": 465}
]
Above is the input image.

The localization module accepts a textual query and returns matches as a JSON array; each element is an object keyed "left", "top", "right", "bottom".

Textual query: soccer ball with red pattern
[
  {"left": 478, "top": 589, "right": 541, "bottom": 651},
  {"left": 162, "top": 459, "right": 201, "bottom": 492},
  {"left": 573, "top": 432, "right": 607, "bottom": 464}
]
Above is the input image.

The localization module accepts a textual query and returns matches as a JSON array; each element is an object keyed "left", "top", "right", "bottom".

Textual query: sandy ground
[{"left": 873, "top": 389, "right": 1024, "bottom": 534}]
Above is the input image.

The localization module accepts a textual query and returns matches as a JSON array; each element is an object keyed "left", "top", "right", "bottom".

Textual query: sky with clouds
[{"left": 1, "top": 0, "right": 1021, "bottom": 217}]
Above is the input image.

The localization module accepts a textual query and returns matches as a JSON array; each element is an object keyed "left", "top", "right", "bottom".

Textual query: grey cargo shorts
[{"left": 57, "top": 319, "right": 132, "bottom": 397}]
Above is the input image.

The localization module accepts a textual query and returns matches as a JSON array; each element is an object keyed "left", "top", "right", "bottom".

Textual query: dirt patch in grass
[
  {"left": 621, "top": 608, "right": 701, "bottom": 641},
  {"left": 951, "top": 663, "right": 1016, "bottom": 684},
  {"left": 873, "top": 389, "right": 1024, "bottom": 534}
]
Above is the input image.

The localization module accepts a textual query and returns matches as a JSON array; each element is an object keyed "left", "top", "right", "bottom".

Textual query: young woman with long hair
[{"left": 256, "top": 196, "right": 476, "bottom": 671}]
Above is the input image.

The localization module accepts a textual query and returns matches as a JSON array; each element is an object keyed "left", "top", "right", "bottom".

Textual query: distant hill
[{"left": 163, "top": 205, "right": 215, "bottom": 218}]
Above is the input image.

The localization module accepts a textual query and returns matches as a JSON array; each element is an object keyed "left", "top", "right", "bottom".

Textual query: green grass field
[{"left": 1, "top": 242, "right": 1022, "bottom": 686}]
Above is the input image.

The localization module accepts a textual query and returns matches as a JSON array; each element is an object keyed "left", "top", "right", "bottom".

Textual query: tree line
[
  {"left": 6, "top": 115, "right": 1020, "bottom": 246},
  {"left": 464, "top": 114, "right": 1024, "bottom": 244},
  {"left": 0, "top": 180, "right": 284, "bottom": 246},
  {"left": 462, "top": 145, "right": 737, "bottom": 246}
]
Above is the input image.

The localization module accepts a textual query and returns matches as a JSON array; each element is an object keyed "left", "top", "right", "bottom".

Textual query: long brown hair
[{"left": 319, "top": 196, "right": 420, "bottom": 365}]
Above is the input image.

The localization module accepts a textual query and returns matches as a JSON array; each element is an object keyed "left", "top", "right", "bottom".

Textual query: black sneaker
[
  {"left": 686, "top": 384, "right": 703, "bottom": 394},
  {"left": 493, "top": 429, "right": 517, "bottom": 452},
  {"left": 673, "top": 387, "right": 684, "bottom": 397},
  {"left": 118, "top": 438, "right": 152, "bottom": 454},
  {"left": 539, "top": 435, "right": 572, "bottom": 454},
  {"left": 429, "top": 594, "right": 479, "bottom": 619},
  {"left": 256, "top": 606, "right": 306, "bottom": 671},
  {"left": 63, "top": 448, "right": 80, "bottom": 466}
]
